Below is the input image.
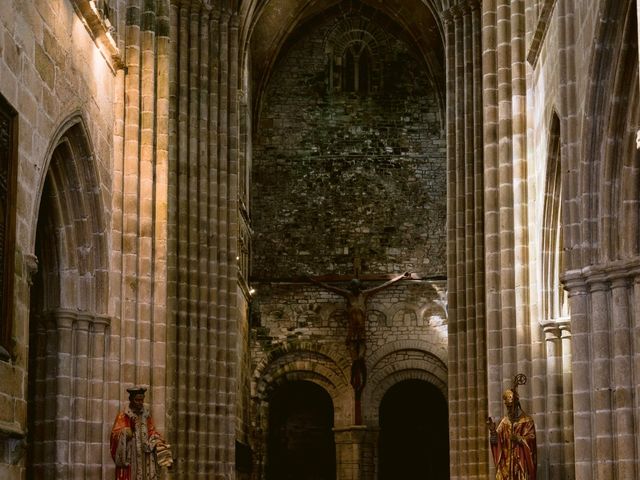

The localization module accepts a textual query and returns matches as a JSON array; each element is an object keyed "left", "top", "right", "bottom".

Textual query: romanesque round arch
[
  {"left": 367, "top": 337, "right": 447, "bottom": 368},
  {"left": 253, "top": 343, "right": 352, "bottom": 424},
  {"left": 362, "top": 343, "right": 447, "bottom": 425},
  {"left": 252, "top": 345, "right": 353, "bottom": 479}
]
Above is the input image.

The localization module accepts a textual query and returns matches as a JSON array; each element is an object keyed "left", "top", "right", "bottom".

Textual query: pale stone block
[{"left": 34, "top": 43, "right": 54, "bottom": 90}]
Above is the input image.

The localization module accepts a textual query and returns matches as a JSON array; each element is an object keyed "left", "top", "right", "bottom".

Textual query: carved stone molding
[
  {"left": 43, "top": 308, "right": 111, "bottom": 330},
  {"left": 442, "top": 0, "right": 481, "bottom": 22},
  {"left": 540, "top": 317, "right": 571, "bottom": 337},
  {"left": 562, "top": 257, "right": 640, "bottom": 291},
  {"left": 527, "top": 0, "right": 558, "bottom": 67},
  {"left": 69, "top": 0, "right": 123, "bottom": 72}
]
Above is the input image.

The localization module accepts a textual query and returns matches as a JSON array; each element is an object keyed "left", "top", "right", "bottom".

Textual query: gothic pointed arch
[
  {"left": 245, "top": 0, "right": 445, "bottom": 123},
  {"left": 562, "top": 1, "right": 640, "bottom": 477},
  {"left": 541, "top": 111, "right": 568, "bottom": 325},
  {"left": 27, "top": 114, "right": 110, "bottom": 478},
  {"left": 577, "top": 0, "right": 639, "bottom": 264},
  {"left": 600, "top": 7, "right": 639, "bottom": 260},
  {"left": 31, "top": 114, "right": 109, "bottom": 313},
  {"left": 539, "top": 110, "right": 574, "bottom": 478}
]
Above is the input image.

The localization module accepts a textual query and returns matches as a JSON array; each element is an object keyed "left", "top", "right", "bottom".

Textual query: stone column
[
  {"left": 333, "top": 426, "right": 378, "bottom": 480},
  {"left": 167, "top": 2, "right": 242, "bottom": 477},
  {"left": 70, "top": 317, "right": 90, "bottom": 479},
  {"left": 636, "top": 1, "right": 640, "bottom": 148},
  {"left": 36, "top": 309, "right": 111, "bottom": 478},
  {"left": 109, "top": 0, "right": 170, "bottom": 401},
  {"left": 53, "top": 312, "right": 73, "bottom": 479},
  {"left": 542, "top": 322, "right": 561, "bottom": 475},
  {"left": 610, "top": 277, "right": 634, "bottom": 479},
  {"left": 444, "top": 1, "right": 487, "bottom": 478},
  {"left": 540, "top": 318, "right": 573, "bottom": 479},
  {"left": 563, "top": 274, "right": 590, "bottom": 478},
  {"left": 558, "top": 323, "right": 574, "bottom": 472},
  {"left": 564, "top": 263, "right": 640, "bottom": 479}
]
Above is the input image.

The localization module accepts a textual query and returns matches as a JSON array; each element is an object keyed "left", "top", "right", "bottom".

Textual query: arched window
[
  {"left": 541, "top": 112, "right": 568, "bottom": 324},
  {"left": 342, "top": 43, "right": 372, "bottom": 93},
  {"left": 324, "top": 20, "right": 383, "bottom": 95}
]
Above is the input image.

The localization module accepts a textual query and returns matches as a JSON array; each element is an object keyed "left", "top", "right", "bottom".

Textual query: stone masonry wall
[
  {"left": 0, "top": 1, "right": 116, "bottom": 478},
  {"left": 250, "top": 278, "right": 448, "bottom": 407},
  {"left": 251, "top": 11, "right": 446, "bottom": 279},
  {"left": 249, "top": 10, "right": 448, "bottom": 478}
]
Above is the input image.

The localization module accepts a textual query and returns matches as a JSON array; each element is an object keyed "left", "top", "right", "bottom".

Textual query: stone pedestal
[{"left": 333, "top": 425, "right": 379, "bottom": 480}]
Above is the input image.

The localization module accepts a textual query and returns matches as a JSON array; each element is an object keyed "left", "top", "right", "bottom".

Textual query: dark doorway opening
[
  {"left": 26, "top": 151, "right": 61, "bottom": 478},
  {"left": 267, "top": 380, "right": 336, "bottom": 480},
  {"left": 379, "top": 379, "right": 449, "bottom": 479}
]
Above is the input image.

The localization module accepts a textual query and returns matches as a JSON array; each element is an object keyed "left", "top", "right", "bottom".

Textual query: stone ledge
[
  {"left": 69, "top": 0, "right": 123, "bottom": 73},
  {"left": 0, "top": 421, "right": 24, "bottom": 439}
]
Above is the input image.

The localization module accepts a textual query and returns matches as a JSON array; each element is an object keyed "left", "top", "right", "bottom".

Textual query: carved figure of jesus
[{"left": 309, "top": 272, "right": 410, "bottom": 423}]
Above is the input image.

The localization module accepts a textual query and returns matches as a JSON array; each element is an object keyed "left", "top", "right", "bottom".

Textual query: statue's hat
[{"left": 126, "top": 385, "right": 147, "bottom": 395}]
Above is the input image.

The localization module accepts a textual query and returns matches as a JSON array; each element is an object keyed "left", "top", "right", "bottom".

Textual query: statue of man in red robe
[
  {"left": 486, "top": 374, "right": 537, "bottom": 480},
  {"left": 110, "top": 386, "right": 173, "bottom": 480}
]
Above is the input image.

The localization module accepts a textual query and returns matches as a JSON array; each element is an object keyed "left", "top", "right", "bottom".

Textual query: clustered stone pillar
[
  {"left": 29, "top": 310, "right": 110, "bottom": 478},
  {"left": 334, "top": 426, "right": 378, "bottom": 480},
  {"left": 443, "top": 1, "right": 487, "bottom": 478},
  {"left": 109, "top": 0, "right": 171, "bottom": 453},
  {"left": 540, "top": 319, "right": 574, "bottom": 478},
  {"left": 167, "top": 1, "right": 241, "bottom": 477},
  {"left": 563, "top": 269, "right": 640, "bottom": 479},
  {"left": 482, "top": 0, "right": 533, "bottom": 407},
  {"left": 481, "top": 0, "right": 548, "bottom": 475},
  {"left": 559, "top": 0, "right": 640, "bottom": 478}
]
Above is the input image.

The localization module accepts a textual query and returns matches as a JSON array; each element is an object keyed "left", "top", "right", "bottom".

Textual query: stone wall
[
  {"left": 249, "top": 7, "right": 448, "bottom": 479},
  {"left": 251, "top": 9, "right": 446, "bottom": 279},
  {"left": 0, "top": 1, "right": 117, "bottom": 478},
  {"left": 250, "top": 278, "right": 448, "bottom": 479},
  {"left": 251, "top": 280, "right": 446, "bottom": 368}
]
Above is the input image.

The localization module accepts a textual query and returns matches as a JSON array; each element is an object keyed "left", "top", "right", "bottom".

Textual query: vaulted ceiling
[{"left": 240, "top": 0, "right": 446, "bottom": 115}]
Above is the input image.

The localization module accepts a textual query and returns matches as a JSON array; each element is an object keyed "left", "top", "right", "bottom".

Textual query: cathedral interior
[{"left": 1, "top": 0, "right": 639, "bottom": 479}]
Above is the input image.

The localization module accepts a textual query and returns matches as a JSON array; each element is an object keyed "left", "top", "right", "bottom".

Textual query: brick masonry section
[{"left": 252, "top": 10, "right": 446, "bottom": 279}]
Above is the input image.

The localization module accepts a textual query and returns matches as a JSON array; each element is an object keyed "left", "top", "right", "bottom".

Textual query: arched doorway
[
  {"left": 26, "top": 119, "right": 108, "bottom": 478},
  {"left": 378, "top": 379, "right": 449, "bottom": 479},
  {"left": 267, "top": 380, "right": 336, "bottom": 480}
]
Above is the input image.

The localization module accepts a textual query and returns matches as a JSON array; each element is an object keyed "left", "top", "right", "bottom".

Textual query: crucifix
[{"left": 308, "top": 266, "right": 410, "bottom": 424}]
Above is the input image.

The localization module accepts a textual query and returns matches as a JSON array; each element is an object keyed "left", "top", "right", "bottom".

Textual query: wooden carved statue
[
  {"left": 110, "top": 386, "right": 173, "bottom": 480},
  {"left": 309, "top": 272, "right": 410, "bottom": 424},
  {"left": 486, "top": 374, "right": 537, "bottom": 480}
]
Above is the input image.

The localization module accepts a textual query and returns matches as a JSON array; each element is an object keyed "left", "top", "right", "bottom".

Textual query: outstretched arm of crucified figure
[
  {"left": 362, "top": 272, "right": 411, "bottom": 297},
  {"left": 307, "top": 275, "right": 350, "bottom": 297}
]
